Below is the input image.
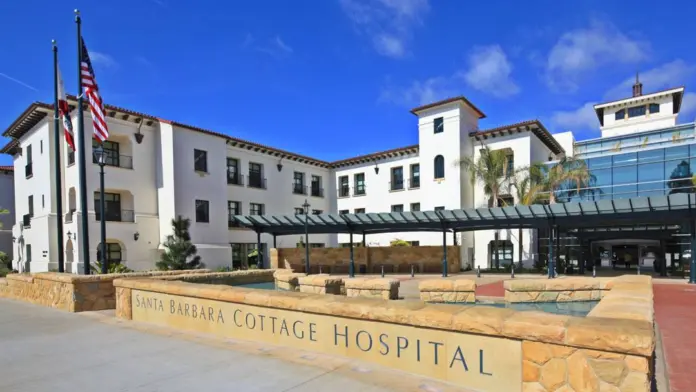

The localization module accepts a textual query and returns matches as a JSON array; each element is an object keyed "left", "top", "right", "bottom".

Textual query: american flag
[
  {"left": 80, "top": 37, "right": 109, "bottom": 142},
  {"left": 56, "top": 65, "right": 75, "bottom": 151}
]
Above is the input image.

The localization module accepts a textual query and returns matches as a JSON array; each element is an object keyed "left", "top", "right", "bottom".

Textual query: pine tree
[{"left": 156, "top": 216, "right": 204, "bottom": 270}]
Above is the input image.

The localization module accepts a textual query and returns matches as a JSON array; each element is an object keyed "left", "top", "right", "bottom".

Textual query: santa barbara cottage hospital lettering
[{"left": 132, "top": 291, "right": 522, "bottom": 391}]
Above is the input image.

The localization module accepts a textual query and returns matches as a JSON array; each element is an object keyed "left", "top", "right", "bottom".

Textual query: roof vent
[{"left": 632, "top": 72, "right": 643, "bottom": 97}]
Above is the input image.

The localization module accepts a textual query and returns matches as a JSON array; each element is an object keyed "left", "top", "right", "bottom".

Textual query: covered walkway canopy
[{"left": 232, "top": 194, "right": 696, "bottom": 281}]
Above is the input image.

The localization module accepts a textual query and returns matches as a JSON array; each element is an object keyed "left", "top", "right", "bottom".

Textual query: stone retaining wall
[
  {"left": 504, "top": 277, "right": 611, "bottom": 303},
  {"left": 273, "top": 271, "right": 305, "bottom": 291},
  {"left": 344, "top": 278, "right": 399, "bottom": 300},
  {"left": 297, "top": 275, "right": 343, "bottom": 295},
  {"left": 114, "top": 274, "right": 654, "bottom": 391},
  {"left": 154, "top": 269, "right": 275, "bottom": 286},
  {"left": 0, "top": 269, "right": 210, "bottom": 312},
  {"left": 419, "top": 279, "right": 476, "bottom": 303}
]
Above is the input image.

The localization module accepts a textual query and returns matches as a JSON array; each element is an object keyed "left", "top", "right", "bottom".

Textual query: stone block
[
  {"left": 274, "top": 272, "right": 305, "bottom": 292},
  {"left": 297, "top": 275, "right": 343, "bottom": 295},
  {"left": 565, "top": 317, "right": 654, "bottom": 357},
  {"left": 419, "top": 279, "right": 475, "bottom": 303},
  {"left": 503, "top": 311, "right": 569, "bottom": 344}
]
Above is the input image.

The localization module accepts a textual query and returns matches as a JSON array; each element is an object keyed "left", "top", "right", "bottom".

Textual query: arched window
[
  {"left": 434, "top": 155, "right": 445, "bottom": 179},
  {"left": 97, "top": 243, "right": 122, "bottom": 265}
]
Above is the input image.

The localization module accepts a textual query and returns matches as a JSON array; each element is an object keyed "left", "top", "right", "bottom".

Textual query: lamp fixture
[
  {"left": 93, "top": 146, "right": 106, "bottom": 166},
  {"left": 277, "top": 157, "right": 284, "bottom": 172},
  {"left": 134, "top": 118, "right": 145, "bottom": 144},
  {"left": 133, "top": 232, "right": 140, "bottom": 241},
  {"left": 66, "top": 231, "right": 75, "bottom": 241},
  {"left": 374, "top": 160, "right": 379, "bottom": 174}
]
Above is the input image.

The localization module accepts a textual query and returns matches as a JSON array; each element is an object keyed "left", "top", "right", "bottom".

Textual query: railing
[
  {"left": 389, "top": 180, "right": 404, "bottom": 191},
  {"left": 409, "top": 178, "right": 420, "bottom": 189},
  {"left": 25, "top": 164, "right": 33, "bottom": 178},
  {"left": 95, "top": 209, "right": 135, "bottom": 222},
  {"left": 22, "top": 214, "right": 31, "bottom": 228},
  {"left": 248, "top": 174, "right": 266, "bottom": 189},
  {"left": 311, "top": 186, "right": 324, "bottom": 197},
  {"left": 65, "top": 211, "right": 74, "bottom": 223},
  {"left": 293, "top": 184, "right": 307, "bottom": 195},
  {"left": 353, "top": 186, "right": 366, "bottom": 196},
  {"left": 92, "top": 154, "right": 134, "bottom": 169},
  {"left": 227, "top": 172, "right": 244, "bottom": 186},
  {"left": 338, "top": 186, "right": 350, "bottom": 198}
]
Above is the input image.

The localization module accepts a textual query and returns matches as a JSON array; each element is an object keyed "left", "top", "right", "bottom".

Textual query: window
[
  {"left": 41, "top": 195, "right": 45, "bottom": 209},
  {"left": 312, "top": 209, "right": 322, "bottom": 215},
  {"left": 311, "top": 175, "right": 323, "bottom": 197},
  {"left": 410, "top": 203, "right": 420, "bottom": 211},
  {"left": 293, "top": 172, "right": 306, "bottom": 194},
  {"left": 250, "top": 203, "right": 264, "bottom": 215},
  {"left": 627, "top": 105, "right": 646, "bottom": 118},
  {"left": 40, "top": 140, "right": 43, "bottom": 154},
  {"left": 97, "top": 243, "right": 122, "bottom": 265},
  {"left": 228, "top": 201, "right": 241, "bottom": 218},
  {"left": 227, "top": 158, "right": 241, "bottom": 185},
  {"left": 248, "top": 163, "right": 265, "bottom": 188},
  {"left": 434, "top": 117, "right": 444, "bottom": 134},
  {"left": 310, "top": 243, "right": 325, "bottom": 249},
  {"left": 67, "top": 149, "right": 75, "bottom": 166},
  {"left": 231, "top": 243, "right": 243, "bottom": 269},
  {"left": 339, "top": 209, "right": 349, "bottom": 215},
  {"left": 93, "top": 140, "right": 121, "bottom": 167},
  {"left": 25, "top": 145, "right": 33, "bottom": 178},
  {"left": 434, "top": 155, "right": 445, "bottom": 179},
  {"left": 355, "top": 208, "right": 366, "bottom": 214},
  {"left": 94, "top": 192, "right": 123, "bottom": 221},
  {"left": 390, "top": 167, "right": 404, "bottom": 191},
  {"left": 649, "top": 103, "right": 660, "bottom": 114},
  {"left": 505, "top": 154, "right": 514, "bottom": 177},
  {"left": 615, "top": 109, "right": 625, "bottom": 121},
  {"left": 338, "top": 176, "right": 349, "bottom": 197},
  {"left": 497, "top": 195, "right": 514, "bottom": 207},
  {"left": 294, "top": 208, "right": 304, "bottom": 215},
  {"left": 195, "top": 200, "right": 210, "bottom": 222},
  {"left": 354, "top": 173, "right": 366, "bottom": 195},
  {"left": 194, "top": 149, "right": 207, "bottom": 172},
  {"left": 409, "top": 241, "right": 420, "bottom": 247},
  {"left": 28, "top": 195, "right": 34, "bottom": 217},
  {"left": 434, "top": 206, "right": 445, "bottom": 211},
  {"left": 391, "top": 204, "right": 404, "bottom": 213},
  {"left": 409, "top": 164, "right": 420, "bottom": 188},
  {"left": 26, "top": 244, "right": 32, "bottom": 262}
]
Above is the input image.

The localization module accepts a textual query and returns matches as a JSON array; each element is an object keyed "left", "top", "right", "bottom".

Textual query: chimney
[{"left": 632, "top": 72, "right": 643, "bottom": 97}]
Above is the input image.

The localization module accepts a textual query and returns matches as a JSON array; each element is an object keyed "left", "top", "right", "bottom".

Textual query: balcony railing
[
  {"left": 227, "top": 172, "right": 244, "bottom": 186},
  {"left": 95, "top": 209, "right": 135, "bottom": 222},
  {"left": 92, "top": 154, "right": 134, "bottom": 169},
  {"left": 389, "top": 180, "right": 404, "bottom": 191},
  {"left": 408, "top": 178, "right": 420, "bottom": 189},
  {"left": 25, "top": 164, "right": 33, "bottom": 178},
  {"left": 248, "top": 174, "right": 267, "bottom": 189},
  {"left": 338, "top": 186, "right": 350, "bottom": 198},
  {"left": 353, "top": 186, "right": 366, "bottom": 196},
  {"left": 311, "top": 186, "right": 324, "bottom": 197},
  {"left": 22, "top": 214, "right": 31, "bottom": 228},
  {"left": 293, "top": 184, "right": 307, "bottom": 195}
]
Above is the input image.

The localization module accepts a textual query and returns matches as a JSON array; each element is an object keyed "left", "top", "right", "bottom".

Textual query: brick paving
[
  {"left": 476, "top": 281, "right": 505, "bottom": 297},
  {"left": 654, "top": 284, "right": 696, "bottom": 392}
]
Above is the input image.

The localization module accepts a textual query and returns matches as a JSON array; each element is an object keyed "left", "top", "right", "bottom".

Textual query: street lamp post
[
  {"left": 303, "top": 199, "right": 310, "bottom": 274},
  {"left": 93, "top": 146, "right": 107, "bottom": 274}
]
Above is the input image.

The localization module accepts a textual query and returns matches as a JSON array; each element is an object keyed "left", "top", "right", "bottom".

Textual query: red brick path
[
  {"left": 654, "top": 284, "right": 696, "bottom": 392},
  {"left": 476, "top": 281, "right": 505, "bottom": 297}
]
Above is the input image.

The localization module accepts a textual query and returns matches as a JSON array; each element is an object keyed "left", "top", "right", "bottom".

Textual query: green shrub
[{"left": 90, "top": 261, "right": 134, "bottom": 274}]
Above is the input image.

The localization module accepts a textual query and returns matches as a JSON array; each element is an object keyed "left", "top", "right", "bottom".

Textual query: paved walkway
[
  {"left": 0, "top": 298, "right": 468, "bottom": 392},
  {"left": 654, "top": 284, "right": 696, "bottom": 392}
]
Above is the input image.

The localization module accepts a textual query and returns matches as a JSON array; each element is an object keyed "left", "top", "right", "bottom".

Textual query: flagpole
[
  {"left": 52, "top": 40, "right": 65, "bottom": 273},
  {"left": 75, "top": 9, "right": 91, "bottom": 275}
]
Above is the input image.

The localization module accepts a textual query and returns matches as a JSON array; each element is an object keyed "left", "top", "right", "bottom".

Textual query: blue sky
[{"left": 2, "top": 0, "right": 696, "bottom": 167}]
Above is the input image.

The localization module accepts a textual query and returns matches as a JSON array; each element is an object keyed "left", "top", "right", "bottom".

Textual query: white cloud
[
  {"left": 461, "top": 45, "right": 519, "bottom": 97},
  {"left": 340, "top": 0, "right": 429, "bottom": 58},
  {"left": 682, "top": 93, "right": 696, "bottom": 119},
  {"left": 89, "top": 51, "right": 117, "bottom": 69},
  {"left": 274, "top": 36, "right": 293, "bottom": 54},
  {"left": 546, "top": 20, "right": 649, "bottom": 91},
  {"left": 250, "top": 35, "right": 294, "bottom": 57},
  {"left": 379, "top": 76, "right": 454, "bottom": 106},
  {"left": 551, "top": 102, "right": 598, "bottom": 131},
  {"left": 604, "top": 60, "right": 696, "bottom": 100}
]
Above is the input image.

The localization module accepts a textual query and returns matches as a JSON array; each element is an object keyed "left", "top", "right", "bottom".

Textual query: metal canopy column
[
  {"left": 578, "top": 239, "right": 585, "bottom": 275},
  {"left": 349, "top": 232, "right": 355, "bottom": 278},
  {"left": 442, "top": 229, "right": 448, "bottom": 278},
  {"left": 555, "top": 228, "right": 561, "bottom": 275},
  {"left": 660, "top": 240, "right": 667, "bottom": 277},
  {"left": 273, "top": 234, "right": 277, "bottom": 249},
  {"left": 256, "top": 231, "right": 263, "bottom": 269},
  {"left": 548, "top": 224, "right": 555, "bottom": 279},
  {"left": 690, "top": 221, "right": 696, "bottom": 284}
]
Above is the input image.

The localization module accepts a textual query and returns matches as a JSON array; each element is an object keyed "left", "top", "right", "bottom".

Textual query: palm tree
[
  {"left": 459, "top": 146, "right": 516, "bottom": 268},
  {"left": 510, "top": 164, "right": 546, "bottom": 268},
  {"left": 542, "top": 157, "right": 591, "bottom": 204}
]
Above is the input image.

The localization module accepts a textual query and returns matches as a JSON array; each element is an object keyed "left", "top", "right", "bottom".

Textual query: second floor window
[
  {"left": 94, "top": 192, "right": 122, "bottom": 221},
  {"left": 293, "top": 172, "right": 305, "bottom": 194},
  {"left": 28, "top": 195, "right": 34, "bottom": 217},
  {"left": 311, "top": 175, "right": 322, "bottom": 197},
  {"left": 391, "top": 204, "right": 404, "bottom": 213},
  {"left": 93, "top": 140, "right": 121, "bottom": 167},
  {"left": 194, "top": 149, "right": 207, "bottom": 172},
  {"left": 339, "top": 209, "right": 349, "bottom": 215},
  {"left": 25, "top": 145, "right": 33, "bottom": 178},
  {"left": 354, "top": 208, "right": 365, "bottom": 214},
  {"left": 434, "top": 206, "right": 445, "bottom": 211},
  {"left": 354, "top": 173, "right": 365, "bottom": 195},
  {"left": 434, "top": 155, "right": 445, "bottom": 179},
  {"left": 248, "top": 163, "right": 265, "bottom": 188},
  {"left": 410, "top": 203, "right": 420, "bottom": 211},
  {"left": 339, "top": 176, "right": 349, "bottom": 197},
  {"left": 410, "top": 164, "right": 420, "bottom": 188},
  {"left": 228, "top": 201, "right": 241, "bottom": 217},
  {"left": 227, "top": 158, "right": 240, "bottom": 184},
  {"left": 505, "top": 154, "right": 514, "bottom": 177},
  {"left": 250, "top": 203, "right": 264, "bottom": 215},
  {"left": 195, "top": 200, "right": 209, "bottom": 222},
  {"left": 391, "top": 167, "right": 404, "bottom": 190},
  {"left": 312, "top": 209, "right": 322, "bottom": 215},
  {"left": 294, "top": 207, "right": 304, "bottom": 215}
]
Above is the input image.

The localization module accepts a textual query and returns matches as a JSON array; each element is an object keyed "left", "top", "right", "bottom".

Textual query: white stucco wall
[
  {"left": 0, "top": 169, "right": 14, "bottom": 261},
  {"left": 600, "top": 95, "right": 678, "bottom": 138}
]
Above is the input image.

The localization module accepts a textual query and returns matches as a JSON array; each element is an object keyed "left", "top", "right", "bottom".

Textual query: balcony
[
  {"left": 311, "top": 186, "right": 324, "bottom": 198},
  {"left": 293, "top": 184, "right": 307, "bottom": 195},
  {"left": 22, "top": 214, "right": 31, "bottom": 228},
  {"left": 248, "top": 174, "right": 267, "bottom": 189},
  {"left": 92, "top": 154, "right": 133, "bottom": 169},
  {"left": 338, "top": 186, "right": 350, "bottom": 198},
  {"left": 390, "top": 180, "right": 404, "bottom": 191},
  {"left": 227, "top": 172, "right": 244, "bottom": 186},
  {"left": 25, "top": 163, "right": 33, "bottom": 178},
  {"left": 95, "top": 209, "right": 135, "bottom": 223},
  {"left": 408, "top": 178, "right": 420, "bottom": 189}
]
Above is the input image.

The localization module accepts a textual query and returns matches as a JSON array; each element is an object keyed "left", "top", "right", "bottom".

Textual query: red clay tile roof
[
  {"left": 331, "top": 144, "right": 419, "bottom": 167},
  {"left": 469, "top": 119, "right": 565, "bottom": 155},
  {"left": 0, "top": 165, "right": 13, "bottom": 172},
  {"left": 410, "top": 96, "right": 486, "bottom": 119}
]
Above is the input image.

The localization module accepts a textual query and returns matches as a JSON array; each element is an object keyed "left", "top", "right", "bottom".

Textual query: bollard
[
  {"left": 410, "top": 264, "right": 415, "bottom": 278},
  {"left": 637, "top": 264, "right": 640, "bottom": 275},
  {"left": 381, "top": 265, "right": 385, "bottom": 278},
  {"left": 592, "top": 266, "right": 596, "bottom": 278},
  {"left": 476, "top": 265, "right": 481, "bottom": 278},
  {"left": 511, "top": 264, "right": 515, "bottom": 279},
  {"left": 319, "top": 266, "right": 322, "bottom": 274}
]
